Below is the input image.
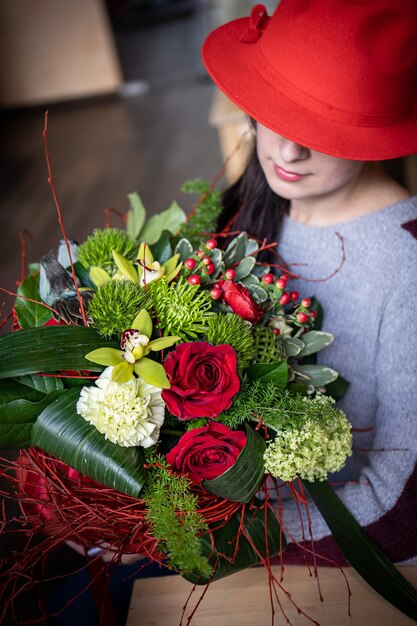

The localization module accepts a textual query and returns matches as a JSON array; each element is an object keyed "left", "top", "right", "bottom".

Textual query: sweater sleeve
[{"left": 280, "top": 273, "right": 417, "bottom": 566}]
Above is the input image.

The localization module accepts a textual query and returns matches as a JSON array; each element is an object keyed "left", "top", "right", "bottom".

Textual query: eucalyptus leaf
[
  {"left": 294, "top": 364, "right": 338, "bottom": 386},
  {"left": 183, "top": 499, "right": 284, "bottom": 584},
  {"left": 0, "top": 326, "right": 118, "bottom": 379},
  {"left": 175, "top": 238, "right": 193, "bottom": 262},
  {"left": 223, "top": 232, "right": 247, "bottom": 265},
  {"left": 31, "top": 389, "right": 147, "bottom": 497},
  {"left": 234, "top": 256, "right": 257, "bottom": 281},
  {"left": 297, "top": 331, "right": 334, "bottom": 358},
  {"left": 244, "top": 238, "right": 259, "bottom": 257},
  {"left": 246, "top": 284, "right": 269, "bottom": 303},
  {"left": 283, "top": 337, "right": 304, "bottom": 357},
  {"left": 203, "top": 425, "right": 265, "bottom": 502},
  {"left": 305, "top": 480, "right": 417, "bottom": 622},
  {"left": 246, "top": 360, "right": 288, "bottom": 390},
  {"left": 15, "top": 273, "right": 52, "bottom": 329},
  {"left": 127, "top": 192, "right": 147, "bottom": 239}
]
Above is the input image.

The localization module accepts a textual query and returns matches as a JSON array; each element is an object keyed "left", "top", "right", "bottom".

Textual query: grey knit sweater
[{"left": 277, "top": 195, "right": 417, "bottom": 565}]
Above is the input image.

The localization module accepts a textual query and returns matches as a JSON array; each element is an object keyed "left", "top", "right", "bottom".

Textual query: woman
[{"left": 202, "top": 0, "right": 417, "bottom": 564}]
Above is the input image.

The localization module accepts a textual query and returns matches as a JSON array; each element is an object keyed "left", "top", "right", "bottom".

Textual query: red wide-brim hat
[{"left": 202, "top": 1, "right": 417, "bottom": 161}]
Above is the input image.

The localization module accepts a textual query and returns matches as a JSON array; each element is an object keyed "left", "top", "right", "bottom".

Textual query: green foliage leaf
[
  {"left": 0, "top": 379, "right": 45, "bottom": 404},
  {"left": 31, "top": 389, "right": 147, "bottom": 497},
  {"left": 184, "top": 500, "right": 284, "bottom": 584},
  {"left": 15, "top": 273, "right": 52, "bottom": 329},
  {"left": 326, "top": 375, "right": 350, "bottom": 400},
  {"left": 297, "top": 331, "right": 333, "bottom": 357},
  {"left": 283, "top": 336, "right": 304, "bottom": 357},
  {"left": 127, "top": 192, "right": 147, "bottom": 239},
  {"left": 151, "top": 231, "right": 173, "bottom": 264},
  {"left": 305, "top": 480, "right": 417, "bottom": 621},
  {"left": 246, "top": 360, "right": 288, "bottom": 390},
  {"left": 203, "top": 425, "right": 265, "bottom": 502},
  {"left": 0, "top": 327, "right": 118, "bottom": 379},
  {"left": 246, "top": 283, "right": 269, "bottom": 304},
  {"left": 140, "top": 202, "right": 186, "bottom": 246}
]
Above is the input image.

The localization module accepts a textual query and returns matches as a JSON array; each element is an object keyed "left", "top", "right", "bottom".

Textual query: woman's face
[{"left": 256, "top": 122, "right": 365, "bottom": 205}]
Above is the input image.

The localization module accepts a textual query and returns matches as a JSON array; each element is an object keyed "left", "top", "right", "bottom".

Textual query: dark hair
[{"left": 218, "top": 145, "right": 289, "bottom": 246}]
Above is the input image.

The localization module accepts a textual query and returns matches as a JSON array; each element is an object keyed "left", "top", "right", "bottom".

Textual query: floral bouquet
[{"left": 1, "top": 178, "right": 417, "bottom": 623}]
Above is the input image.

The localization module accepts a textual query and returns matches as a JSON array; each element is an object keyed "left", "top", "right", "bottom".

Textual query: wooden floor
[{"left": 0, "top": 2, "right": 223, "bottom": 331}]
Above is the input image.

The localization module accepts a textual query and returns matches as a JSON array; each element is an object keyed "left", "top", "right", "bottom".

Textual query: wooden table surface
[{"left": 127, "top": 564, "right": 417, "bottom": 626}]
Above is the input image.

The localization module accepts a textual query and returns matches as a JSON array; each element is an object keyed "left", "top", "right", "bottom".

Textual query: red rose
[
  {"left": 162, "top": 341, "right": 240, "bottom": 420},
  {"left": 166, "top": 421, "right": 246, "bottom": 483},
  {"left": 222, "top": 280, "right": 264, "bottom": 323}
]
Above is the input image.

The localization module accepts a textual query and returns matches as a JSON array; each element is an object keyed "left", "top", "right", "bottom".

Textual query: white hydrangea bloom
[{"left": 76, "top": 367, "right": 165, "bottom": 447}]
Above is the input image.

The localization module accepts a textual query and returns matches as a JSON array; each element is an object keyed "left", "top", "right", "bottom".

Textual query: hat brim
[{"left": 203, "top": 17, "right": 417, "bottom": 160}]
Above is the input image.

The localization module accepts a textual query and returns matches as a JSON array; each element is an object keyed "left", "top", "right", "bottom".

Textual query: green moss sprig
[{"left": 143, "top": 453, "right": 211, "bottom": 576}]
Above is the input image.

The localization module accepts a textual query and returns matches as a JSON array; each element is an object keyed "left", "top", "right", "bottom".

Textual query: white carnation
[{"left": 76, "top": 367, "right": 165, "bottom": 447}]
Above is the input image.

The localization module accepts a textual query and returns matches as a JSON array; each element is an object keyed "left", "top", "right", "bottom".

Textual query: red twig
[
  {"left": 0, "top": 285, "right": 59, "bottom": 316},
  {"left": 42, "top": 112, "right": 88, "bottom": 326}
]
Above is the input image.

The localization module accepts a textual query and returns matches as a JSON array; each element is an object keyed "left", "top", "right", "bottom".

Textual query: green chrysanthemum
[
  {"left": 89, "top": 279, "right": 152, "bottom": 338},
  {"left": 78, "top": 228, "right": 137, "bottom": 274},
  {"left": 264, "top": 395, "right": 352, "bottom": 482},
  {"left": 150, "top": 277, "right": 214, "bottom": 341},
  {"left": 253, "top": 326, "right": 285, "bottom": 363},
  {"left": 205, "top": 313, "right": 255, "bottom": 370}
]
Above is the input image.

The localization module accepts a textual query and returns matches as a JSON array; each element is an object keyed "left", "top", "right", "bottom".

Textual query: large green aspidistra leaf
[
  {"left": 202, "top": 424, "right": 266, "bottom": 502},
  {"left": 0, "top": 326, "right": 118, "bottom": 378},
  {"left": 184, "top": 499, "right": 284, "bottom": 585},
  {"left": 305, "top": 480, "right": 417, "bottom": 621},
  {"left": 31, "top": 388, "right": 147, "bottom": 497}
]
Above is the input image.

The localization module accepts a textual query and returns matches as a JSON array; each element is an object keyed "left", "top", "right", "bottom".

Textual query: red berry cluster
[
  {"left": 258, "top": 272, "right": 317, "bottom": 328},
  {"left": 183, "top": 239, "right": 218, "bottom": 287}
]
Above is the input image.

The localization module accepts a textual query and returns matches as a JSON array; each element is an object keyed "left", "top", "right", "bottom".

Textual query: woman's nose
[{"left": 279, "top": 138, "right": 309, "bottom": 162}]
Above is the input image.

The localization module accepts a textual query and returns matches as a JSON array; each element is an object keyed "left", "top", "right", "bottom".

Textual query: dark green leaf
[
  {"left": 326, "top": 375, "right": 350, "bottom": 401},
  {"left": 246, "top": 360, "right": 288, "bottom": 390},
  {"left": 13, "top": 373, "right": 64, "bottom": 393},
  {"left": 15, "top": 273, "right": 51, "bottom": 329},
  {"left": 151, "top": 230, "right": 173, "bottom": 264},
  {"left": 0, "top": 379, "right": 45, "bottom": 405},
  {"left": 73, "top": 261, "right": 96, "bottom": 289},
  {"left": 0, "top": 391, "right": 63, "bottom": 448},
  {"left": 184, "top": 499, "right": 284, "bottom": 584},
  {"left": 31, "top": 389, "right": 147, "bottom": 497},
  {"left": 305, "top": 480, "right": 417, "bottom": 621},
  {"left": 309, "top": 297, "right": 323, "bottom": 330},
  {"left": 203, "top": 425, "right": 266, "bottom": 502},
  {"left": 0, "top": 326, "right": 118, "bottom": 379}
]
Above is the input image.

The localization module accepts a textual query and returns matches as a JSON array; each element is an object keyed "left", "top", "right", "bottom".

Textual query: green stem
[{"left": 161, "top": 428, "right": 183, "bottom": 437}]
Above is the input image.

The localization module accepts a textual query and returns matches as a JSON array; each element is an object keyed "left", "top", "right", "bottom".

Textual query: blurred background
[{"left": 0, "top": 1, "right": 416, "bottom": 624}]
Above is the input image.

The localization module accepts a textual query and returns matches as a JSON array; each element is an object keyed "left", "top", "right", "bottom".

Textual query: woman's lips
[{"left": 273, "top": 163, "right": 308, "bottom": 182}]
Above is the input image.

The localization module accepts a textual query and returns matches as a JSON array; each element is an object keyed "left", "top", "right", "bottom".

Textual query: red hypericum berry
[
  {"left": 188, "top": 274, "right": 201, "bottom": 286},
  {"left": 275, "top": 279, "right": 286, "bottom": 289},
  {"left": 184, "top": 258, "right": 197, "bottom": 270},
  {"left": 301, "top": 297, "right": 312, "bottom": 308},
  {"left": 262, "top": 273, "right": 274, "bottom": 284},
  {"left": 297, "top": 312, "right": 310, "bottom": 324},
  {"left": 225, "top": 268, "right": 236, "bottom": 280},
  {"left": 210, "top": 287, "right": 222, "bottom": 299},
  {"left": 206, "top": 239, "right": 217, "bottom": 250},
  {"left": 206, "top": 262, "right": 215, "bottom": 275},
  {"left": 290, "top": 291, "right": 299, "bottom": 301},
  {"left": 279, "top": 293, "right": 291, "bottom": 305},
  {"left": 279, "top": 274, "right": 289, "bottom": 283},
  {"left": 272, "top": 328, "right": 280, "bottom": 335},
  {"left": 310, "top": 310, "right": 318, "bottom": 319},
  {"left": 197, "top": 250, "right": 205, "bottom": 259},
  {"left": 202, "top": 257, "right": 211, "bottom": 265}
]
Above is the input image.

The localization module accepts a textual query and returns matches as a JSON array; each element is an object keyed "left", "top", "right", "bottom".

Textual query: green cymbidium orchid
[
  {"left": 85, "top": 309, "right": 179, "bottom": 387},
  {"left": 89, "top": 243, "right": 182, "bottom": 288}
]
